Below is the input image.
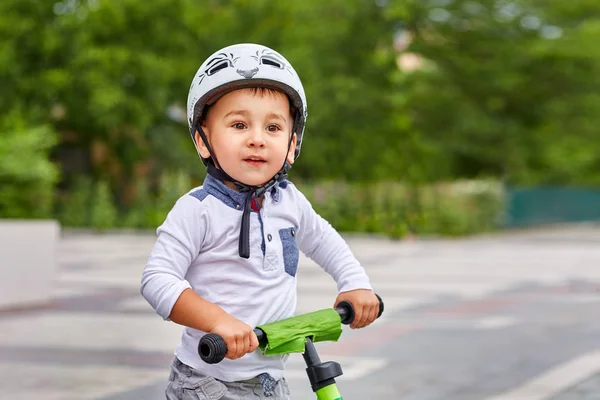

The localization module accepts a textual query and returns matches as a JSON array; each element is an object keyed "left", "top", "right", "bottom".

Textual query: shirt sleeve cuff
[
  {"left": 337, "top": 276, "right": 373, "bottom": 293},
  {"left": 157, "top": 280, "right": 192, "bottom": 320}
]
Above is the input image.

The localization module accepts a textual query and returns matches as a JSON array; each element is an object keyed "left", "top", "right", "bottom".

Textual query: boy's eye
[
  {"left": 232, "top": 122, "right": 246, "bottom": 130},
  {"left": 267, "top": 124, "right": 281, "bottom": 132}
]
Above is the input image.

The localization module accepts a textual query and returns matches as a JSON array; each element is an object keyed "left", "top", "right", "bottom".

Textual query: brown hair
[{"left": 201, "top": 87, "right": 296, "bottom": 125}]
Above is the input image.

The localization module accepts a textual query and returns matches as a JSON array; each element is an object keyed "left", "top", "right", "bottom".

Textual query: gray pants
[{"left": 165, "top": 357, "right": 291, "bottom": 400}]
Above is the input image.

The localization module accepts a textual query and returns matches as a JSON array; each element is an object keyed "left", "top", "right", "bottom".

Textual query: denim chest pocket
[{"left": 279, "top": 227, "right": 299, "bottom": 277}]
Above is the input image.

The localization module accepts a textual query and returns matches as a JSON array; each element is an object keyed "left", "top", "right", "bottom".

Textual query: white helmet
[{"left": 186, "top": 43, "right": 308, "bottom": 162}]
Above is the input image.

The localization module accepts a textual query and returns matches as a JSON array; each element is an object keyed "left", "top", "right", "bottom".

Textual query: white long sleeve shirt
[{"left": 140, "top": 175, "right": 372, "bottom": 382}]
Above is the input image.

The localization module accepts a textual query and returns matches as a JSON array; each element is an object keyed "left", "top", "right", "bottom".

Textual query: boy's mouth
[{"left": 244, "top": 156, "right": 266, "bottom": 166}]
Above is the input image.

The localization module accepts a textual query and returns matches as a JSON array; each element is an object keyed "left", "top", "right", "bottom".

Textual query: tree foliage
[
  {"left": 386, "top": 0, "right": 600, "bottom": 184},
  {"left": 0, "top": 0, "right": 599, "bottom": 223}
]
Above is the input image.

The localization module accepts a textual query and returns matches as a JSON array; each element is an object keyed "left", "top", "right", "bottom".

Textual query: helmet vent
[
  {"left": 260, "top": 56, "right": 283, "bottom": 69},
  {"left": 207, "top": 60, "right": 231, "bottom": 76}
]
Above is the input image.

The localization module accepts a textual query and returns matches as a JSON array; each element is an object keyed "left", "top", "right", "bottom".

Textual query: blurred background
[
  {"left": 1, "top": 1, "right": 599, "bottom": 399},
  {"left": 2, "top": 0, "right": 600, "bottom": 233}
]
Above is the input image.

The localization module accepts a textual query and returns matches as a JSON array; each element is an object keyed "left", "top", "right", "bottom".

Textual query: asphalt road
[{"left": 0, "top": 225, "right": 598, "bottom": 399}]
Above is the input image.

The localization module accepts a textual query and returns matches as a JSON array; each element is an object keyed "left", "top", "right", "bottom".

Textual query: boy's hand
[
  {"left": 334, "top": 289, "right": 380, "bottom": 329},
  {"left": 210, "top": 314, "right": 259, "bottom": 360}
]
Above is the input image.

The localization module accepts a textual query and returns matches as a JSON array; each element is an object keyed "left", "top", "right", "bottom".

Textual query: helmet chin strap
[{"left": 196, "top": 124, "right": 293, "bottom": 259}]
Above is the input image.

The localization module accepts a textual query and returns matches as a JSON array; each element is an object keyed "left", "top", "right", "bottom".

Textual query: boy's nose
[{"left": 247, "top": 128, "right": 266, "bottom": 147}]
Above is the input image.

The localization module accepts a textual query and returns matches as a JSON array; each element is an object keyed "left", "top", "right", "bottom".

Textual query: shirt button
[
  {"left": 291, "top": 229, "right": 296, "bottom": 236},
  {"left": 235, "top": 204, "right": 241, "bottom": 210},
  {"left": 267, "top": 234, "right": 272, "bottom": 242}
]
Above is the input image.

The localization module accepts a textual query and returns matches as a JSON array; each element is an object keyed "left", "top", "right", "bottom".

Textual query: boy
[{"left": 141, "top": 43, "right": 379, "bottom": 400}]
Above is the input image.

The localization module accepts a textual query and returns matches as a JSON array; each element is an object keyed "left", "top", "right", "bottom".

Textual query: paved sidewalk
[
  {"left": 550, "top": 373, "right": 600, "bottom": 400},
  {"left": 1, "top": 225, "right": 599, "bottom": 399}
]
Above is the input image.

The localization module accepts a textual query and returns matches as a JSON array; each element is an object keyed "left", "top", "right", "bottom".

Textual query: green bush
[
  {"left": 298, "top": 179, "right": 505, "bottom": 238},
  {"left": 58, "top": 176, "right": 94, "bottom": 227},
  {"left": 58, "top": 177, "right": 120, "bottom": 230},
  {"left": 54, "top": 169, "right": 503, "bottom": 238},
  {"left": 90, "top": 180, "right": 118, "bottom": 231},
  {"left": 120, "top": 178, "right": 152, "bottom": 229},
  {"left": 151, "top": 169, "right": 193, "bottom": 227},
  {"left": 122, "top": 169, "right": 193, "bottom": 230},
  {"left": 0, "top": 114, "right": 60, "bottom": 219},
  {"left": 57, "top": 169, "right": 194, "bottom": 230}
]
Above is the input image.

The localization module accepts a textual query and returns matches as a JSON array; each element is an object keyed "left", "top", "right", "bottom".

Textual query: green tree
[
  {"left": 0, "top": 112, "right": 60, "bottom": 218},
  {"left": 2, "top": 0, "right": 600, "bottom": 228},
  {"left": 385, "top": 0, "right": 600, "bottom": 185}
]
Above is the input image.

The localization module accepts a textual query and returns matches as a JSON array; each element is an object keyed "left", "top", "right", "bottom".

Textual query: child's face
[{"left": 196, "top": 88, "right": 296, "bottom": 188}]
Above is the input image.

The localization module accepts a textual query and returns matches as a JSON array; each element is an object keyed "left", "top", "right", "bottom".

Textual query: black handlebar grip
[
  {"left": 337, "top": 300, "right": 355, "bottom": 325},
  {"left": 375, "top": 293, "right": 384, "bottom": 318},
  {"left": 198, "top": 333, "right": 227, "bottom": 364},
  {"left": 199, "top": 329, "right": 265, "bottom": 364},
  {"left": 337, "top": 293, "right": 385, "bottom": 325}
]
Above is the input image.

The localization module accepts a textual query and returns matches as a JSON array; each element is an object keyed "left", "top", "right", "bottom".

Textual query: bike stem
[{"left": 303, "top": 337, "right": 343, "bottom": 400}]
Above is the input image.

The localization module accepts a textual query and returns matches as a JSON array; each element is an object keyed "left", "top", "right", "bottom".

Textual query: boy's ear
[
  {"left": 286, "top": 133, "right": 297, "bottom": 164},
  {"left": 195, "top": 130, "right": 211, "bottom": 159}
]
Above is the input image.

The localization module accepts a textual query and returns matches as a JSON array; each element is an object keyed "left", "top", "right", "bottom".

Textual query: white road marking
[
  {"left": 284, "top": 353, "right": 389, "bottom": 380},
  {"left": 0, "top": 362, "right": 166, "bottom": 400},
  {"left": 0, "top": 313, "right": 182, "bottom": 353},
  {"left": 474, "top": 316, "right": 518, "bottom": 330},
  {"left": 486, "top": 349, "right": 600, "bottom": 400}
]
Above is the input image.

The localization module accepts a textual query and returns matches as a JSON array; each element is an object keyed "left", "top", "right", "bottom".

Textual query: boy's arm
[
  {"left": 295, "top": 189, "right": 379, "bottom": 329},
  {"left": 140, "top": 195, "right": 205, "bottom": 320},
  {"left": 169, "top": 289, "right": 259, "bottom": 360},
  {"left": 140, "top": 195, "right": 258, "bottom": 359}
]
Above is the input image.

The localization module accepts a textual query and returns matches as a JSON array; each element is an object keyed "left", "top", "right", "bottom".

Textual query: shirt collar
[{"left": 203, "top": 174, "right": 282, "bottom": 210}]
